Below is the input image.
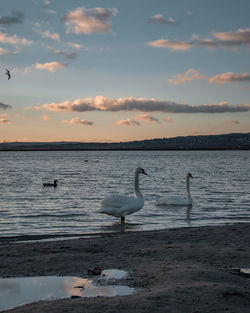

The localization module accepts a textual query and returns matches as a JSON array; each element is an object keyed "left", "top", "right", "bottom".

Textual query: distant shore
[
  {"left": 0, "top": 132, "right": 249, "bottom": 151},
  {"left": 0, "top": 148, "right": 249, "bottom": 151},
  {"left": 1, "top": 223, "right": 250, "bottom": 313}
]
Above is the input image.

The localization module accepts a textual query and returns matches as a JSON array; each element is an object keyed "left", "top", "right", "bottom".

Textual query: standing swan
[
  {"left": 98, "top": 167, "right": 148, "bottom": 224},
  {"left": 157, "top": 173, "right": 193, "bottom": 206}
]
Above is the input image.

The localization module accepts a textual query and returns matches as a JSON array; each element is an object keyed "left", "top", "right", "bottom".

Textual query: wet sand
[{"left": 0, "top": 223, "right": 250, "bottom": 313}]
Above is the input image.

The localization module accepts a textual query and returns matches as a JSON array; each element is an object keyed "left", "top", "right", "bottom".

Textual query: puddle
[{"left": 0, "top": 270, "right": 135, "bottom": 311}]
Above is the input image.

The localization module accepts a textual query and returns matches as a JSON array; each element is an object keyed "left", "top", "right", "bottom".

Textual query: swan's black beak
[{"left": 142, "top": 169, "right": 148, "bottom": 175}]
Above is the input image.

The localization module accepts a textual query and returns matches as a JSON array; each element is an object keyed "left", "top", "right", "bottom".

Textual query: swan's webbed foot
[{"left": 121, "top": 217, "right": 125, "bottom": 224}]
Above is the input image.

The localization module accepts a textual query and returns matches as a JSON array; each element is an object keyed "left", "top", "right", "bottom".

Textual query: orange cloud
[
  {"left": 169, "top": 69, "right": 250, "bottom": 86},
  {"left": 0, "top": 118, "right": 11, "bottom": 124},
  {"left": 168, "top": 69, "right": 206, "bottom": 84},
  {"left": 0, "top": 47, "right": 15, "bottom": 55},
  {"left": 148, "top": 39, "right": 191, "bottom": 51},
  {"left": 41, "top": 114, "right": 51, "bottom": 121},
  {"left": 149, "top": 14, "right": 176, "bottom": 25},
  {"left": 135, "top": 113, "right": 159, "bottom": 123},
  {"left": 165, "top": 116, "right": 173, "bottom": 123},
  {"left": 41, "top": 30, "right": 60, "bottom": 41},
  {"left": 148, "top": 28, "right": 250, "bottom": 51},
  {"left": 0, "top": 31, "right": 32, "bottom": 45},
  {"left": 226, "top": 119, "right": 240, "bottom": 125},
  {"left": 35, "top": 62, "right": 68, "bottom": 72},
  {"left": 62, "top": 7, "right": 118, "bottom": 34},
  {"left": 208, "top": 72, "right": 250, "bottom": 85},
  {"left": 42, "top": 96, "right": 250, "bottom": 114},
  {"left": 116, "top": 118, "right": 140, "bottom": 126},
  {"left": 61, "top": 117, "right": 94, "bottom": 126}
]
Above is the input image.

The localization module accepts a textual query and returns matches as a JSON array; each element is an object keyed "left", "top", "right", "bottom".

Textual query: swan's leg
[{"left": 121, "top": 216, "right": 125, "bottom": 224}]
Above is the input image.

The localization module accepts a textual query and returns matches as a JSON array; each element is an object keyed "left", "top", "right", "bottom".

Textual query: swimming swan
[
  {"left": 157, "top": 173, "right": 193, "bottom": 206},
  {"left": 98, "top": 167, "right": 147, "bottom": 224}
]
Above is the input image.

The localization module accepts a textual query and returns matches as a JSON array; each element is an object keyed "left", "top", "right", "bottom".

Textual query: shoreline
[
  {"left": 0, "top": 148, "right": 249, "bottom": 151},
  {"left": 1, "top": 223, "right": 250, "bottom": 312}
]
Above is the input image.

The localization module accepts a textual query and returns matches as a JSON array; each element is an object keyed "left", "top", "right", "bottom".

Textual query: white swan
[
  {"left": 157, "top": 173, "right": 193, "bottom": 206},
  {"left": 98, "top": 167, "right": 147, "bottom": 224}
]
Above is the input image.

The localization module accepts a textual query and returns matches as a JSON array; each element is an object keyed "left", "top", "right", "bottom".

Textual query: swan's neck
[
  {"left": 186, "top": 177, "right": 191, "bottom": 199},
  {"left": 134, "top": 171, "right": 142, "bottom": 198}
]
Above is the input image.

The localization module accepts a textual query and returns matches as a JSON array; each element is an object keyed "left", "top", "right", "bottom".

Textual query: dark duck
[{"left": 43, "top": 179, "right": 58, "bottom": 187}]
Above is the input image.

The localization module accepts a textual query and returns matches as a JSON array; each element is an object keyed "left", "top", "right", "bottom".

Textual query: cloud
[
  {"left": 35, "top": 62, "right": 68, "bottom": 72},
  {"left": 51, "top": 49, "right": 77, "bottom": 59},
  {"left": 67, "top": 42, "right": 83, "bottom": 49},
  {"left": 0, "top": 118, "right": 11, "bottom": 124},
  {"left": 165, "top": 116, "right": 173, "bottom": 123},
  {"left": 24, "top": 104, "right": 41, "bottom": 111},
  {"left": 0, "top": 10, "right": 24, "bottom": 26},
  {"left": 62, "top": 7, "right": 118, "bottom": 34},
  {"left": 226, "top": 119, "right": 240, "bottom": 124},
  {"left": 148, "top": 39, "right": 191, "bottom": 51},
  {"left": 41, "top": 30, "right": 60, "bottom": 41},
  {"left": 208, "top": 72, "right": 250, "bottom": 85},
  {"left": 168, "top": 69, "right": 250, "bottom": 86},
  {"left": 61, "top": 117, "right": 94, "bottom": 126},
  {"left": 41, "top": 114, "right": 51, "bottom": 121},
  {"left": 135, "top": 113, "right": 159, "bottom": 123},
  {"left": 24, "top": 67, "right": 32, "bottom": 74},
  {"left": 148, "top": 28, "right": 250, "bottom": 51},
  {"left": 0, "top": 31, "right": 32, "bottom": 45},
  {"left": 0, "top": 102, "right": 12, "bottom": 109},
  {"left": 33, "top": 24, "right": 60, "bottom": 41},
  {"left": 116, "top": 118, "right": 140, "bottom": 126},
  {"left": 168, "top": 69, "right": 206, "bottom": 84},
  {"left": 213, "top": 28, "right": 250, "bottom": 45},
  {"left": 42, "top": 96, "right": 250, "bottom": 114},
  {"left": 0, "top": 47, "right": 15, "bottom": 55},
  {"left": 149, "top": 14, "right": 176, "bottom": 25}
]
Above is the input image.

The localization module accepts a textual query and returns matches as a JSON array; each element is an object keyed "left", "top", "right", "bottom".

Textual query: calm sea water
[{"left": 0, "top": 150, "right": 249, "bottom": 237}]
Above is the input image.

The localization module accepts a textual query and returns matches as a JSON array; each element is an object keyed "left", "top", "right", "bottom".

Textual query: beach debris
[
  {"left": 230, "top": 268, "right": 250, "bottom": 278},
  {"left": 88, "top": 266, "right": 102, "bottom": 275},
  {"left": 71, "top": 295, "right": 81, "bottom": 299}
]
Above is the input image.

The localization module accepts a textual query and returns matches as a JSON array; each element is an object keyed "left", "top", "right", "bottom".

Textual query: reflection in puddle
[{"left": 0, "top": 270, "right": 135, "bottom": 311}]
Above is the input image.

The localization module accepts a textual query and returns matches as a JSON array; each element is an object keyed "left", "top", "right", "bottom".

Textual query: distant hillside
[{"left": 0, "top": 133, "right": 249, "bottom": 151}]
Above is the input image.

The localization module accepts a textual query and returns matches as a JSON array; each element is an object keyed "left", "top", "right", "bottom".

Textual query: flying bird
[{"left": 5, "top": 69, "right": 11, "bottom": 80}]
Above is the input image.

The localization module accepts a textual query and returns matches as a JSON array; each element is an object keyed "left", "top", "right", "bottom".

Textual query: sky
[{"left": 0, "top": 0, "right": 250, "bottom": 142}]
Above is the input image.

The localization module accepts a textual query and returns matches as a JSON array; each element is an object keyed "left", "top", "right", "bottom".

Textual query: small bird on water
[
  {"left": 43, "top": 179, "right": 58, "bottom": 187},
  {"left": 5, "top": 69, "right": 11, "bottom": 80}
]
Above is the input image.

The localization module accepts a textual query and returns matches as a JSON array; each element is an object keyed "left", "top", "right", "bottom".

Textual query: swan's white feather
[
  {"left": 98, "top": 167, "right": 147, "bottom": 221},
  {"left": 99, "top": 194, "right": 144, "bottom": 217},
  {"left": 156, "top": 173, "right": 193, "bottom": 206}
]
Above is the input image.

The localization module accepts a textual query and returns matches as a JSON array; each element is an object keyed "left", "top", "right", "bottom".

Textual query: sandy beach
[{"left": 0, "top": 223, "right": 250, "bottom": 313}]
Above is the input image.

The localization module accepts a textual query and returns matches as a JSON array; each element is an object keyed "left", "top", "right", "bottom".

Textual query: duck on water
[{"left": 43, "top": 180, "right": 58, "bottom": 187}]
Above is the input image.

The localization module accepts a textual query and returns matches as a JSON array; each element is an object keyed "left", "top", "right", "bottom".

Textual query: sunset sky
[{"left": 0, "top": 0, "right": 250, "bottom": 142}]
